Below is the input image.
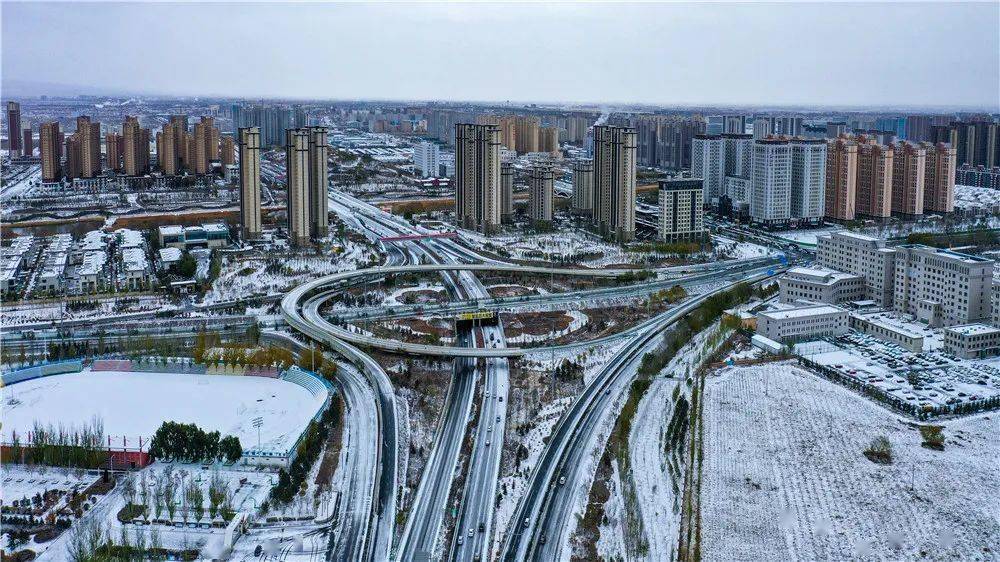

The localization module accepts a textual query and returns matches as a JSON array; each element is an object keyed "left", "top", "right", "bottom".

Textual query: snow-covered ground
[
  {"left": 701, "top": 362, "right": 1000, "bottom": 560},
  {"left": 772, "top": 226, "right": 844, "bottom": 246},
  {"left": 713, "top": 236, "right": 776, "bottom": 260},
  {"left": 2, "top": 370, "right": 326, "bottom": 455}
]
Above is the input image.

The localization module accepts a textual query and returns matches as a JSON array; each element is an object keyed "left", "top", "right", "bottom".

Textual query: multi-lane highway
[{"left": 499, "top": 266, "right": 781, "bottom": 561}]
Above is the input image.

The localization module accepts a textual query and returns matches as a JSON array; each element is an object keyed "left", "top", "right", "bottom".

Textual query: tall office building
[
  {"left": 825, "top": 137, "right": 858, "bottom": 221},
  {"left": 528, "top": 166, "right": 554, "bottom": 226},
  {"left": 238, "top": 127, "right": 262, "bottom": 239},
  {"left": 855, "top": 138, "right": 893, "bottom": 219},
  {"left": 413, "top": 141, "right": 440, "bottom": 178},
  {"left": 592, "top": 125, "right": 637, "bottom": 242},
  {"left": 22, "top": 127, "right": 32, "bottom": 157},
  {"left": 106, "top": 132, "right": 123, "bottom": 172},
  {"left": 572, "top": 160, "right": 594, "bottom": 215},
  {"left": 923, "top": 142, "right": 956, "bottom": 214},
  {"left": 6, "top": 101, "right": 21, "bottom": 157},
  {"left": 285, "top": 129, "right": 311, "bottom": 245},
  {"left": 40, "top": 122, "right": 62, "bottom": 182},
  {"left": 454, "top": 123, "right": 501, "bottom": 233},
  {"left": 500, "top": 162, "right": 514, "bottom": 224},
  {"left": 193, "top": 116, "right": 220, "bottom": 174},
  {"left": 658, "top": 178, "right": 704, "bottom": 242},
  {"left": 890, "top": 141, "right": 926, "bottom": 218},
  {"left": 220, "top": 135, "right": 236, "bottom": 168},
  {"left": 750, "top": 139, "right": 792, "bottom": 226},
  {"left": 307, "top": 127, "right": 329, "bottom": 238},
  {"left": 514, "top": 115, "right": 540, "bottom": 154},
  {"left": 790, "top": 139, "right": 827, "bottom": 223},
  {"left": 539, "top": 126, "right": 560, "bottom": 155},
  {"left": 122, "top": 116, "right": 150, "bottom": 176},
  {"left": 691, "top": 135, "right": 726, "bottom": 202}
]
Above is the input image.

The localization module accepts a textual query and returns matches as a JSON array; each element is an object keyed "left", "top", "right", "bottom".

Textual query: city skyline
[{"left": 2, "top": 2, "right": 998, "bottom": 110}]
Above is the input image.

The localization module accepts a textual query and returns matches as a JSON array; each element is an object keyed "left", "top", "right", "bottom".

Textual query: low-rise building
[
  {"left": 944, "top": 324, "right": 1000, "bottom": 359},
  {"left": 849, "top": 312, "right": 926, "bottom": 353},
  {"left": 158, "top": 223, "right": 230, "bottom": 250},
  {"left": 755, "top": 304, "right": 850, "bottom": 343},
  {"left": 778, "top": 266, "right": 865, "bottom": 305}
]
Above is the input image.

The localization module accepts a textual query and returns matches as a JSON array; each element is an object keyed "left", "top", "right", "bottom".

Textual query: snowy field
[
  {"left": 713, "top": 236, "right": 776, "bottom": 260},
  {"left": 772, "top": 226, "right": 844, "bottom": 246},
  {"left": 2, "top": 370, "right": 326, "bottom": 454},
  {"left": 702, "top": 363, "right": 1000, "bottom": 561}
]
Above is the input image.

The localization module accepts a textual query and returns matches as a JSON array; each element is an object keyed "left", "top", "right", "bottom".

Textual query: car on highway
[
  {"left": 558, "top": 476, "right": 566, "bottom": 485},
  {"left": 468, "top": 528, "right": 474, "bottom": 538}
]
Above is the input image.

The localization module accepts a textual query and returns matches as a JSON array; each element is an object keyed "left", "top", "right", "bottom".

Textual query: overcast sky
[{"left": 2, "top": 2, "right": 997, "bottom": 109}]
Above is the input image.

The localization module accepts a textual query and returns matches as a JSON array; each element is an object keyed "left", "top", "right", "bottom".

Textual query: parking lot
[{"left": 795, "top": 330, "right": 1000, "bottom": 413}]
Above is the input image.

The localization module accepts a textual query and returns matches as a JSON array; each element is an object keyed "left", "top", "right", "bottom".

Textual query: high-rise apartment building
[
  {"left": 500, "top": 162, "right": 514, "bottom": 224},
  {"left": 774, "top": 116, "right": 803, "bottom": 137},
  {"left": 105, "top": 133, "right": 123, "bottom": 172},
  {"left": 692, "top": 135, "right": 725, "bottom": 202},
  {"left": 70, "top": 116, "right": 101, "bottom": 179},
  {"left": 413, "top": 141, "right": 440, "bottom": 178},
  {"left": 825, "top": 122, "right": 847, "bottom": 138},
  {"left": 750, "top": 139, "right": 792, "bottom": 226},
  {"left": 122, "top": 117, "right": 150, "bottom": 176},
  {"left": 307, "top": 127, "right": 329, "bottom": 238},
  {"left": 855, "top": 138, "right": 893, "bottom": 219},
  {"left": 905, "top": 115, "right": 932, "bottom": 142},
  {"left": 592, "top": 125, "right": 637, "bottom": 242},
  {"left": 6, "top": 101, "right": 21, "bottom": 157},
  {"left": 539, "top": 126, "right": 559, "bottom": 155},
  {"left": 40, "top": 122, "right": 61, "bottom": 182},
  {"left": 824, "top": 137, "right": 858, "bottom": 221},
  {"left": 238, "top": 127, "right": 262, "bottom": 239},
  {"left": 514, "top": 116, "right": 539, "bottom": 154},
  {"left": 790, "top": 139, "right": 827, "bottom": 223},
  {"left": 193, "top": 117, "right": 220, "bottom": 174},
  {"left": 723, "top": 133, "right": 753, "bottom": 180},
  {"left": 158, "top": 122, "right": 177, "bottom": 175},
  {"left": 658, "top": 178, "right": 704, "bottom": 242},
  {"left": 723, "top": 115, "right": 747, "bottom": 134},
  {"left": 22, "top": 127, "right": 32, "bottom": 157},
  {"left": 528, "top": 166, "right": 554, "bottom": 226},
  {"left": 572, "top": 160, "right": 594, "bottom": 215},
  {"left": 890, "top": 141, "right": 926, "bottom": 218},
  {"left": 923, "top": 142, "right": 956, "bottom": 214},
  {"left": 752, "top": 117, "right": 773, "bottom": 140},
  {"left": 285, "top": 129, "right": 311, "bottom": 245},
  {"left": 220, "top": 135, "right": 236, "bottom": 168},
  {"left": 455, "top": 123, "right": 501, "bottom": 233},
  {"left": 169, "top": 115, "right": 189, "bottom": 170}
]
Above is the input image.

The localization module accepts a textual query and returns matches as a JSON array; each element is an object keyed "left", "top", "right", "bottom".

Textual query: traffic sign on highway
[{"left": 457, "top": 310, "right": 495, "bottom": 321}]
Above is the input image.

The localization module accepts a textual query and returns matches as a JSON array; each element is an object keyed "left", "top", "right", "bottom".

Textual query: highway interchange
[{"left": 276, "top": 190, "right": 793, "bottom": 561}]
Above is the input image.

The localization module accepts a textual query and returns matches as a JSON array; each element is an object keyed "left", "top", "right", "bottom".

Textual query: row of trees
[
  {"left": 3, "top": 417, "right": 108, "bottom": 469},
  {"left": 272, "top": 398, "right": 340, "bottom": 504},
  {"left": 147, "top": 422, "right": 241, "bottom": 464}
]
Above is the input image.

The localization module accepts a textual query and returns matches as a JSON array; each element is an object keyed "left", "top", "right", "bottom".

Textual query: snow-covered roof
[
  {"left": 203, "top": 223, "right": 228, "bottom": 234},
  {"left": 116, "top": 229, "right": 145, "bottom": 249},
  {"left": 159, "top": 225, "right": 184, "bottom": 237},
  {"left": 158, "top": 247, "right": 183, "bottom": 263},
  {"left": 78, "top": 251, "right": 108, "bottom": 276},
  {"left": 121, "top": 247, "right": 149, "bottom": 273},
  {"left": 945, "top": 323, "right": 1000, "bottom": 337},
  {"left": 759, "top": 305, "right": 846, "bottom": 320}
]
